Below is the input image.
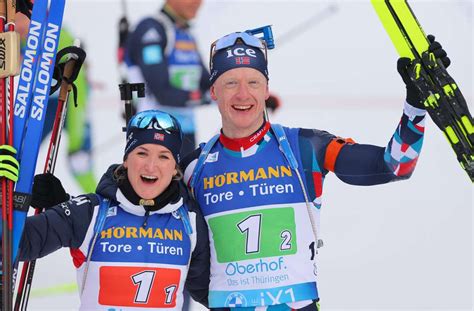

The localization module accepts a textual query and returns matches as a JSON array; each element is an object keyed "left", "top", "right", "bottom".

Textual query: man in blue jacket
[{"left": 180, "top": 31, "right": 450, "bottom": 310}]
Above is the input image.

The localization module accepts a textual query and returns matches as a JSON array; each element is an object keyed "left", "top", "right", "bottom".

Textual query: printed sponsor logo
[
  {"left": 226, "top": 47, "right": 256, "bottom": 59},
  {"left": 0, "top": 37, "right": 6, "bottom": 70},
  {"left": 127, "top": 131, "right": 133, "bottom": 141},
  {"left": 60, "top": 202, "right": 71, "bottom": 216},
  {"left": 225, "top": 257, "right": 285, "bottom": 276},
  {"left": 106, "top": 206, "right": 117, "bottom": 217},
  {"left": 205, "top": 152, "right": 219, "bottom": 163},
  {"left": 141, "top": 28, "right": 161, "bottom": 43},
  {"left": 209, "top": 70, "right": 218, "bottom": 81},
  {"left": 124, "top": 139, "right": 138, "bottom": 154},
  {"left": 225, "top": 292, "right": 247, "bottom": 308},
  {"left": 171, "top": 210, "right": 180, "bottom": 219},
  {"left": 147, "top": 120, "right": 171, "bottom": 133},
  {"left": 249, "top": 126, "right": 266, "bottom": 142},
  {"left": 203, "top": 165, "right": 292, "bottom": 190},
  {"left": 100, "top": 227, "right": 183, "bottom": 241},
  {"left": 31, "top": 22, "right": 60, "bottom": 121},
  {"left": 71, "top": 196, "right": 89, "bottom": 206},
  {"left": 14, "top": 20, "right": 42, "bottom": 118}
]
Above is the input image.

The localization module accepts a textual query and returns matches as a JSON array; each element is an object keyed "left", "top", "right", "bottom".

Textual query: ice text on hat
[{"left": 226, "top": 47, "right": 257, "bottom": 58}]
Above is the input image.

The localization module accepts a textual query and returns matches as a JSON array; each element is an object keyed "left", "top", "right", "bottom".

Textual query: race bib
[
  {"left": 209, "top": 207, "right": 297, "bottom": 262},
  {"left": 99, "top": 266, "right": 180, "bottom": 308}
]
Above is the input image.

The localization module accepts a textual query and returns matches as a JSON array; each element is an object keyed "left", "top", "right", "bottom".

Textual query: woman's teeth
[{"left": 141, "top": 175, "right": 158, "bottom": 182}]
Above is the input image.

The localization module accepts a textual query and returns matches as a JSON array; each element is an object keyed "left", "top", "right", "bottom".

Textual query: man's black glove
[
  {"left": 265, "top": 94, "right": 281, "bottom": 113},
  {"left": 397, "top": 34, "right": 450, "bottom": 109},
  {"left": 31, "top": 173, "right": 70, "bottom": 210}
]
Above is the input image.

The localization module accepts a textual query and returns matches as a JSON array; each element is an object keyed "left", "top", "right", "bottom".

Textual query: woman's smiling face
[{"left": 123, "top": 144, "right": 177, "bottom": 199}]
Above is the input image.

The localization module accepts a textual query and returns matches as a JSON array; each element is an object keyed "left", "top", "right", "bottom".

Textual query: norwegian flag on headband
[
  {"left": 235, "top": 56, "right": 250, "bottom": 65},
  {"left": 154, "top": 133, "right": 165, "bottom": 141}
]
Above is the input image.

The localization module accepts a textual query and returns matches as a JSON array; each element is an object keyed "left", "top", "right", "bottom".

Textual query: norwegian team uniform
[
  {"left": 19, "top": 165, "right": 210, "bottom": 310},
  {"left": 182, "top": 102, "right": 426, "bottom": 310},
  {"left": 125, "top": 6, "right": 211, "bottom": 156}
]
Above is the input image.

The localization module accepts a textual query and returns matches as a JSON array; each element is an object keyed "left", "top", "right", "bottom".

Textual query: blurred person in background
[
  {"left": 124, "top": 0, "right": 211, "bottom": 157},
  {"left": 123, "top": 0, "right": 281, "bottom": 158}
]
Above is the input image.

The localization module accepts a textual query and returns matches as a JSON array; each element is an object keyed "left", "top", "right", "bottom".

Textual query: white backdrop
[{"left": 23, "top": 0, "right": 473, "bottom": 310}]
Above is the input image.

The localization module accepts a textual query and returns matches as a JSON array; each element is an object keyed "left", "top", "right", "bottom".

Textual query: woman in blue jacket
[{"left": 11, "top": 110, "right": 210, "bottom": 310}]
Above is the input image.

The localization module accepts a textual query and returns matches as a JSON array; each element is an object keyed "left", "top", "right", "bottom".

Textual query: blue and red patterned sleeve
[
  {"left": 324, "top": 102, "right": 426, "bottom": 185},
  {"left": 383, "top": 103, "right": 426, "bottom": 176}
]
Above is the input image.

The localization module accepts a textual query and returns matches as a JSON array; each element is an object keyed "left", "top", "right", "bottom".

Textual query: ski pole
[
  {"left": 371, "top": 0, "right": 473, "bottom": 181},
  {"left": 14, "top": 45, "right": 86, "bottom": 311},
  {"left": 0, "top": 0, "right": 21, "bottom": 308},
  {"left": 0, "top": 0, "right": 12, "bottom": 309}
]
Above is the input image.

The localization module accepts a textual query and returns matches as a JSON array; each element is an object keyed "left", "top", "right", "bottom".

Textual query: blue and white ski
[
  {"left": 12, "top": 0, "right": 66, "bottom": 267},
  {"left": 1, "top": 0, "right": 66, "bottom": 309},
  {"left": 1, "top": 0, "right": 48, "bottom": 292},
  {"left": 12, "top": 0, "right": 48, "bottom": 152},
  {"left": 0, "top": 0, "right": 65, "bottom": 288}
]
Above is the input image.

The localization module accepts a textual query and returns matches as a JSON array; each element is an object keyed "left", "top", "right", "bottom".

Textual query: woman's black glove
[
  {"left": 31, "top": 173, "right": 70, "bottom": 209},
  {"left": 397, "top": 35, "right": 450, "bottom": 108},
  {"left": 17, "top": 0, "right": 34, "bottom": 19}
]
